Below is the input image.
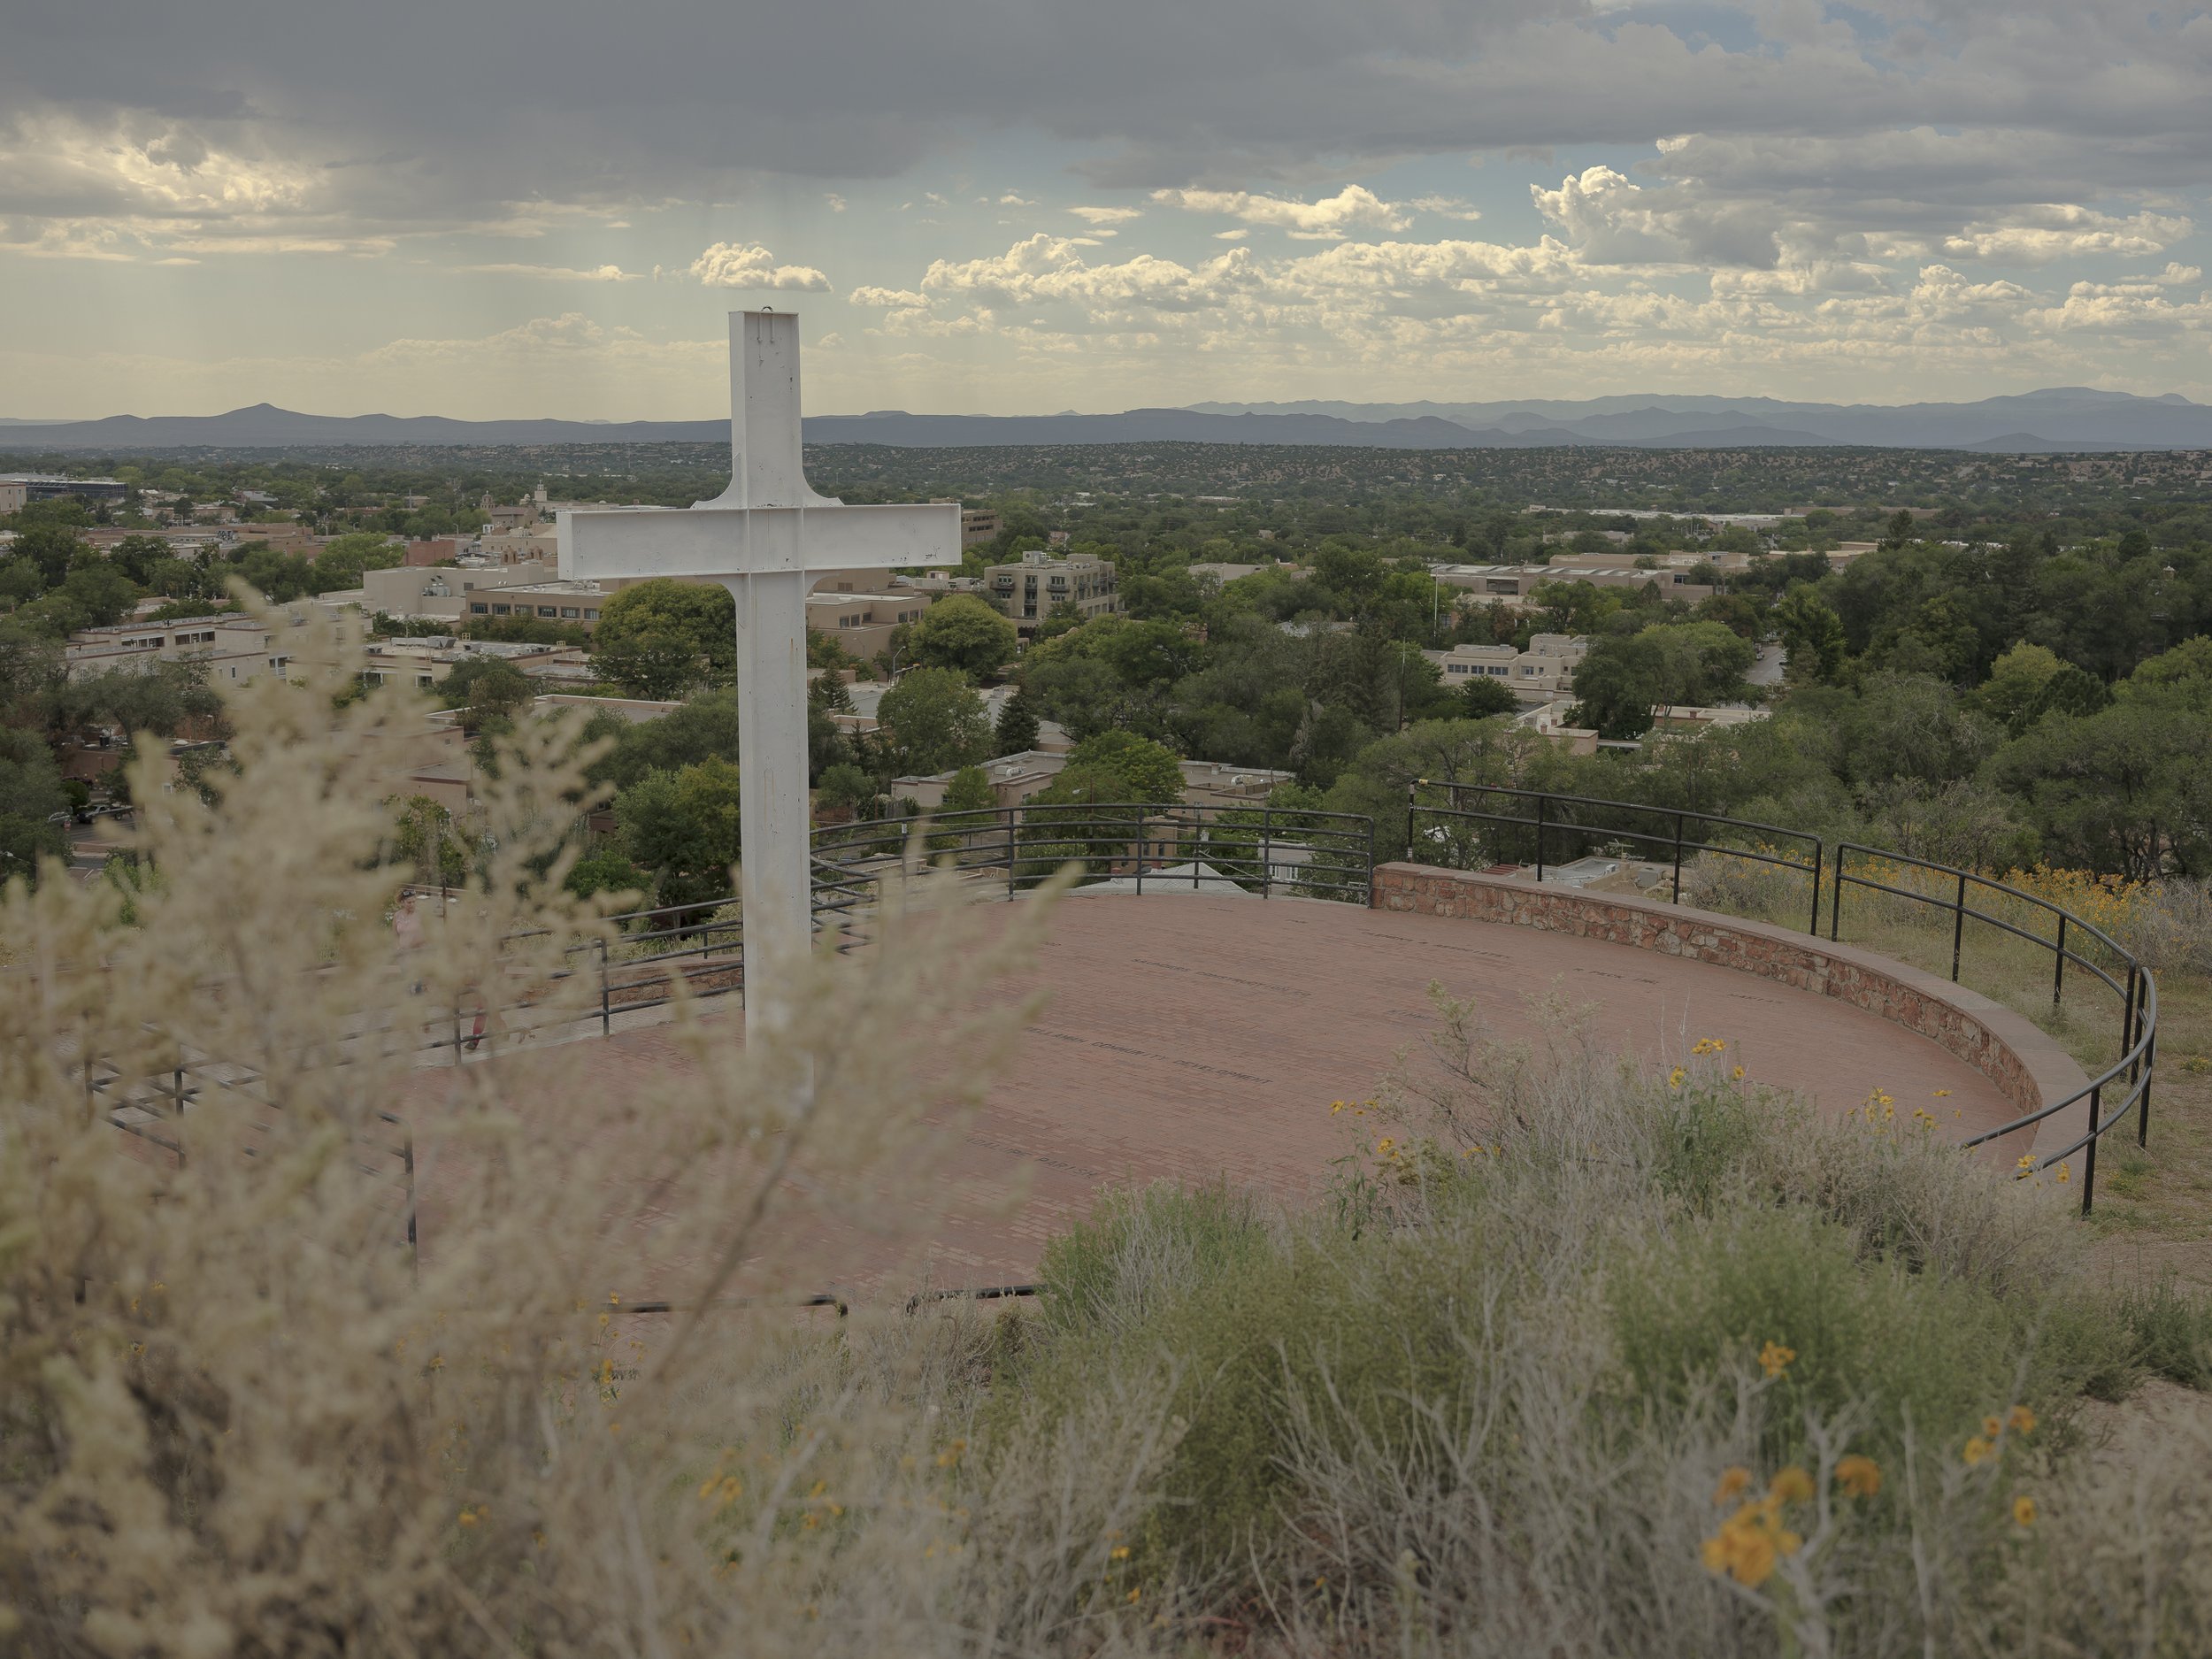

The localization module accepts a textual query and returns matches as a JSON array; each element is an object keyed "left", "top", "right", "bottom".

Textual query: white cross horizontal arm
[{"left": 557, "top": 501, "right": 959, "bottom": 582}]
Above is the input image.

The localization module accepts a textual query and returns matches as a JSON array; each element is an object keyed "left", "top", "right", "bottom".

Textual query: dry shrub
[
  {"left": 991, "top": 995, "right": 2212, "bottom": 1656},
  {"left": 6, "top": 608, "right": 2210, "bottom": 1657},
  {"left": 0, "top": 603, "right": 1143, "bottom": 1656}
]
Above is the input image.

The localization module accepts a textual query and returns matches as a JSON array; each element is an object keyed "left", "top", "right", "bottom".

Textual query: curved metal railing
[
  {"left": 812, "top": 799, "right": 1378, "bottom": 915},
  {"left": 1407, "top": 782, "right": 2159, "bottom": 1216}
]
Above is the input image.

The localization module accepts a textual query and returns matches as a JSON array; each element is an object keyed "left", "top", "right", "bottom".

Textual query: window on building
[
  {"left": 560, "top": 607, "right": 580, "bottom": 618},
  {"left": 491, "top": 603, "right": 511, "bottom": 615},
  {"left": 584, "top": 609, "right": 599, "bottom": 620},
  {"left": 471, "top": 603, "right": 489, "bottom": 614},
  {"left": 538, "top": 606, "right": 557, "bottom": 618}
]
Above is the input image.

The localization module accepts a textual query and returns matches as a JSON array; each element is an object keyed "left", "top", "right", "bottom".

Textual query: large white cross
[{"left": 557, "top": 311, "right": 960, "bottom": 1037}]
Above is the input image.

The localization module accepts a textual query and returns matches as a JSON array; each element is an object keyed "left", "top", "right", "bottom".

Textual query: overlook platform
[{"left": 403, "top": 883, "right": 2058, "bottom": 1296}]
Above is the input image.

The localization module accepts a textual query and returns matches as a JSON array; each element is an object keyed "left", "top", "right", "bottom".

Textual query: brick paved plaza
[{"left": 405, "top": 891, "right": 2020, "bottom": 1297}]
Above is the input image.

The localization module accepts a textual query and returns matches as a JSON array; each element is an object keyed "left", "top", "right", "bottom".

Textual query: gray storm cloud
[{"left": 3, "top": 1, "right": 2206, "bottom": 234}]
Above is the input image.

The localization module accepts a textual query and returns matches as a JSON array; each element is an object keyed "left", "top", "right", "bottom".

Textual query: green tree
[
  {"left": 1772, "top": 588, "right": 1847, "bottom": 685},
  {"left": 876, "top": 667, "right": 991, "bottom": 777},
  {"left": 382, "top": 795, "right": 480, "bottom": 888},
  {"left": 1978, "top": 642, "right": 2063, "bottom": 733},
  {"left": 1986, "top": 699, "right": 2212, "bottom": 878},
  {"left": 585, "top": 690, "right": 742, "bottom": 793},
  {"left": 564, "top": 848, "right": 648, "bottom": 905},
  {"left": 1461, "top": 675, "right": 1519, "bottom": 718},
  {"left": 1060, "top": 729, "right": 1184, "bottom": 802},
  {"left": 994, "top": 685, "right": 1041, "bottom": 755},
  {"left": 0, "top": 725, "right": 69, "bottom": 886},
  {"left": 814, "top": 762, "right": 878, "bottom": 822},
  {"left": 1571, "top": 623, "right": 1756, "bottom": 740},
  {"left": 438, "top": 657, "right": 535, "bottom": 730},
  {"left": 592, "top": 580, "right": 734, "bottom": 697},
  {"left": 614, "top": 757, "right": 744, "bottom": 907},
  {"left": 905, "top": 595, "right": 1018, "bottom": 679}
]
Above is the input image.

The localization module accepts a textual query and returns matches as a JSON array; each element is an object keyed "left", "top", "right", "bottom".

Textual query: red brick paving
[{"left": 403, "top": 892, "right": 2017, "bottom": 1297}]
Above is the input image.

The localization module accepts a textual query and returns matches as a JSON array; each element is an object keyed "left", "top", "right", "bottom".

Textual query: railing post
[
  {"left": 1950, "top": 870, "right": 1967, "bottom": 982},
  {"left": 1808, "top": 841, "right": 1823, "bottom": 938},
  {"left": 1006, "top": 809, "right": 1018, "bottom": 899},
  {"left": 451, "top": 1000, "right": 463, "bottom": 1067},
  {"left": 1261, "top": 806, "right": 1274, "bottom": 899},
  {"left": 1404, "top": 782, "right": 1417, "bottom": 864},
  {"left": 1364, "top": 813, "right": 1376, "bottom": 906},
  {"left": 2053, "top": 913, "right": 2067, "bottom": 1006},
  {"left": 1830, "top": 845, "right": 1844, "bottom": 941},
  {"left": 1134, "top": 806, "right": 1145, "bottom": 895},
  {"left": 403, "top": 1131, "right": 419, "bottom": 1271},
  {"left": 2140, "top": 1018, "right": 2156, "bottom": 1148},
  {"left": 1534, "top": 793, "right": 1547, "bottom": 884},
  {"left": 1671, "top": 810, "right": 1684, "bottom": 905},
  {"left": 600, "top": 937, "right": 611, "bottom": 1037},
  {"left": 2082, "top": 1084, "right": 2101, "bottom": 1217}
]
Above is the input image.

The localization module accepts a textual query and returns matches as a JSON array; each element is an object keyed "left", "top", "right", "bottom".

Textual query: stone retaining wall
[{"left": 1373, "top": 863, "right": 2087, "bottom": 1150}]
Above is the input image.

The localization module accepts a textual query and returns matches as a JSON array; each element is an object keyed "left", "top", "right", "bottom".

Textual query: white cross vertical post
[{"left": 557, "top": 311, "right": 960, "bottom": 1038}]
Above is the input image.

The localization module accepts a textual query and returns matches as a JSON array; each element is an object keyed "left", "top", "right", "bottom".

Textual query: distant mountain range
[{"left": 3, "top": 388, "right": 2208, "bottom": 453}]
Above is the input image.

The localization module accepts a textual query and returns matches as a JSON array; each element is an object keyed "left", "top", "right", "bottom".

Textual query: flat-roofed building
[
  {"left": 64, "top": 612, "right": 301, "bottom": 686},
  {"left": 983, "top": 549, "right": 1119, "bottom": 636},
  {"left": 805, "top": 589, "right": 933, "bottom": 661},
  {"left": 0, "top": 473, "right": 130, "bottom": 511},
  {"left": 1424, "top": 634, "right": 1590, "bottom": 704}
]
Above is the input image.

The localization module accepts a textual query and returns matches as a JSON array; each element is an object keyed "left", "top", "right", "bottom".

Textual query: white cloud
[
  {"left": 1943, "top": 208, "right": 2193, "bottom": 265},
  {"left": 923, "top": 232, "right": 1252, "bottom": 311},
  {"left": 997, "top": 192, "right": 1037, "bottom": 207},
  {"left": 1151, "top": 184, "right": 1413, "bottom": 240},
  {"left": 687, "top": 241, "right": 831, "bottom": 291},
  {"left": 1069, "top": 205, "right": 1142, "bottom": 226},
  {"left": 1409, "top": 196, "right": 1482, "bottom": 222},
  {"left": 849, "top": 285, "right": 930, "bottom": 308},
  {"left": 824, "top": 193, "right": 847, "bottom": 212},
  {"left": 457, "top": 261, "right": 640, "bottom": 281}
]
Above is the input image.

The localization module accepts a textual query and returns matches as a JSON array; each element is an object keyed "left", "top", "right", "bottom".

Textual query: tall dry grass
[{"left": 0, "top": 603, "right": 1142, "bottom": 1656}]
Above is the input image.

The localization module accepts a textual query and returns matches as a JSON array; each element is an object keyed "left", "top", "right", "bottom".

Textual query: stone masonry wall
[{"left": 1372, "top": 863, "right": 2059, "bottom": 1123}]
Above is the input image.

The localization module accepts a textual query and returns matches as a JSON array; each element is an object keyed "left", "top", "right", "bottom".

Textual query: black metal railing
[
  {"left": 1832, "top": 844, "right": 2157, "bottom": 1215},
  {"left": 1403, "top": 784, "right": 2160, "bottom": 1216},
  {"left": 1408, "top": 780, "right": 1826, "bottom": 936},
  {"left": 812, "top": 800, "right": 1378, "bottom": 917}
]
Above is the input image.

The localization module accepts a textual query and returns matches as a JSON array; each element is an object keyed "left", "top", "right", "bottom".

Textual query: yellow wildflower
[
  {"left": 1126, "top": 1587, "right": 1141, "bottom": 1604},
  {"left": 1712, "top": 1465, "right": 1753, "bottom": 1504},
  {"left": 1983, "top": 1415, "right": 2004, "bottom": 1440},
  {"left": 2055, "top": 1163, "right": 2070, "bottom": 1185},
  {"left": 1934, "top": 1088, "right": 1952, "bottom": 1098},
  {"left": 1693, "top": 1037, "right": 1727, "bottom": 1055},
  {"left": 2007, "top": 1405, "right": 2037, "bottom": 1436},
  {"left": 1732, "top": 1064, "right": 1747, "bottom": 1081},
  {"left": 1963, "top": 1436, "right": 1993, "bottom": 1466},
  {"left": 2013, "top": 1494, "right": 2038, "bottom": 1527},
  {"left": 1758, "top": 1340, "right": 1796, "bottom": 1379},
  {"left": 1835, "top": 1455, "right": 1881, "bottom": 1499},
  {"left": 1769, "top": 1466, "right": 1815, "bottom": 1504},
  {"left": 1668, "top": 1065, "right": 1687, "bottom": 1090},
  {"left": 1110, "top": 1546, "right": 1130, "bottom": 1560}
]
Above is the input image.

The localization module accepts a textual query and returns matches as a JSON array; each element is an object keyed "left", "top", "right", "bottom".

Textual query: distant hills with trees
[{"left": 6, "top": 387, "right": 2210, "bottom": 454}]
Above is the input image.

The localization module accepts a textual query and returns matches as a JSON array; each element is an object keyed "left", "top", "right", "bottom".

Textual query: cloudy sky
[{"left": 4, "top": 0, "right": 2208, "bottom": 419}]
